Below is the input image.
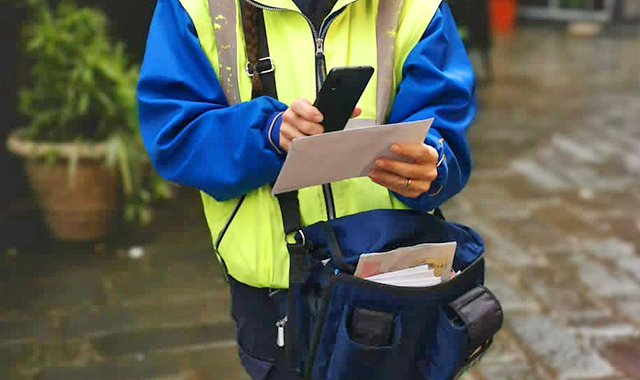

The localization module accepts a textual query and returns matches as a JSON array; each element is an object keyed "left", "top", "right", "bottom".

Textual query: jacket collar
[{"left": 247, "top": 0, "right": 359, "bottom": 15}]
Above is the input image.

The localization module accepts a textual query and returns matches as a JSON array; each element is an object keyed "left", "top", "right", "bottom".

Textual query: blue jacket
[{"left": 137, "top": 0, "right": 475, "bottom": 211}]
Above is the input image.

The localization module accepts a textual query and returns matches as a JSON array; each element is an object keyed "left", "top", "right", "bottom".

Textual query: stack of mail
[
  {"left": 364, "top": 264, "right": 442, "bottom": 287},
  {"left": 354, "top": 242, "right": 456, "bottom": 288}
]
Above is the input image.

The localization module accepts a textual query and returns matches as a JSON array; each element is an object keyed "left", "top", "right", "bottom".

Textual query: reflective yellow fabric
[{"left": 178, "top": 0, "right": 440, "bottom": 288}]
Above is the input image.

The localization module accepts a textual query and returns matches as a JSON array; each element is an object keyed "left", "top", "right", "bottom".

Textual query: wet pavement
[{"left": 2, "top": 26, "right": 640, "bottom": 379}]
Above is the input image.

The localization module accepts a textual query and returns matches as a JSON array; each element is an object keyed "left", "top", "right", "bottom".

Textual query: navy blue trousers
[{"left": 229, "top": 276, "right": 298, "bottom": 380}]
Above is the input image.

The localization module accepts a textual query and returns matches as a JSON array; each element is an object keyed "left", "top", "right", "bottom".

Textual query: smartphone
[{"left": 313, "top": 66, "right": 374, "bottom": 133}]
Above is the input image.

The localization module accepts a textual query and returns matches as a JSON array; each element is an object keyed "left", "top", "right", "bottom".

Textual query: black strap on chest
[
  {"left": 255, "top": 8, "right": 278, "bottom": 99},
  {"left": 247, "top": 6, "right": 302, "bottom": 242}
]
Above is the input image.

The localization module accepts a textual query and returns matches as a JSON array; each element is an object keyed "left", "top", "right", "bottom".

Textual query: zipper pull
[
  {"left": 276, "top": 316, "right": 288, "bottom": 348},
  {"left": 315, "top": 38, "right": 324, "bottom": 57}
]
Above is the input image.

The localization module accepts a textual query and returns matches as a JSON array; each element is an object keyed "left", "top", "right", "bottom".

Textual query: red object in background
[{"left": 489, "top": 0, "right": 518, "bottom": 34}]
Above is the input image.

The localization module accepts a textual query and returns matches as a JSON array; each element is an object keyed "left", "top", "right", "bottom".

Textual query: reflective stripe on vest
[
  {"left": 208, "top": 0, "right": 241, "bottom": 105},
  {"left": 375, "top": 0, "right": 404, "bottom": 124},
  {"left": 178, "top": 0, "right": 441, "bottom": 288}
]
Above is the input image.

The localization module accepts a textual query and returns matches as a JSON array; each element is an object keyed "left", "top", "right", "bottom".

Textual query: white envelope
[
  {"left": 365, "top": 264, "right": 435, "bottom": 282},
  {"left": 371, "top": 276, "right": 442, "bottom": 287},
  {"left": 272, "top": 118, "right": 433, "bottom": 195}
]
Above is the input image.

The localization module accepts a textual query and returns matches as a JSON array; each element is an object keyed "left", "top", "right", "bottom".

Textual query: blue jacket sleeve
[
  {"left": 386, "top": 2, "right": 475, "bottom": 211},
  {"left": 137, "top": 0, "right": 288, "bottom": 202}
]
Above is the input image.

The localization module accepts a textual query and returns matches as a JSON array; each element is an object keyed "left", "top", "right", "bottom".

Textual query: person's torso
[{"left": 178, "top": 0, "right": 441, "bottom": 288}]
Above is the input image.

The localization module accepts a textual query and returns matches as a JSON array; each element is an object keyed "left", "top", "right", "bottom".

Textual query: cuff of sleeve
[
  {"left": 265, "top": 111, "right": 285, "bottom": 156},
  {"left": 426, "top": 133, "right": 448, "bottom": 197}
]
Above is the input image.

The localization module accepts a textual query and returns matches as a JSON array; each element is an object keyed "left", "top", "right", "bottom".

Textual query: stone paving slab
[
  {"left": 33, "top": 343, "right": 248, "bottom": 380},
  {"left": 599, "top": 339, "right": 640, "bottom": 380},
  {"left": 476, "top": 361, "right": 545, "bottom": 380},
  {"left": 468, "top": 218, "right": 548, "bottom": 268},
  {"left": 34, "top": 361, "right": 181, "bottom": 380},
  {"left": 60, "top": 298, "right": 232, "bottom": 340},
  {"left": 483, "top": 269, "right": 541, "bottom": 314},
  {"left": 93, "top": 324, "right": 236, "bottom": 358},
  {"left": 532, "top": 205, "right": 605, "bottom": 239},
  {"left": 507, "top": 314, "right": 617, "bottom": 380},
  {"left": 569, "top": 315, "right": 640, "bottom": 349},
  {"left": 0, "top": 316, "right": 57, "bottom": 346},
  {"left": 0, "top": 271, "right": 110, "bottom": 315},
  {"left": 617, "top": 299, "right": 640, "bottom": 328},
  {"left": 519, "top": 264, "right": 605, "bottom": 319},
  {"left": 0, "top": 344, "right": 36, "bottom": 380},
  {"left": 573, "top": 258, "right": 640, "bottom": 299}
]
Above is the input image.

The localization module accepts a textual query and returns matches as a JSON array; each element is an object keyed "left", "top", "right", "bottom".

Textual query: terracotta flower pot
[
  {"left": 7, "top": 131, "right": 118, "bottom": 241},
  {"left": 489, "top": 0, "right": 518, "bottom": 34}
]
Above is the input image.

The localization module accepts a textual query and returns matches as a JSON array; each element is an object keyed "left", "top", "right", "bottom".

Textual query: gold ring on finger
[{"left": 404, "top": 178, "right": 412, "bottom": 190}]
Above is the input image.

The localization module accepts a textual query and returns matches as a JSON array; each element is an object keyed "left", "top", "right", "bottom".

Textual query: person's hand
[
  {"left": 368, "top": 143, "right": 439, "bottom": 198},
  {"left": 279, "top": 98, "right": 362, "bottom": 151}
]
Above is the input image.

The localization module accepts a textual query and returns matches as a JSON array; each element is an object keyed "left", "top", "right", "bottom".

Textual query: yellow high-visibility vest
[{"left": 178, "top": 0, "right": 441, "bottom": 288}]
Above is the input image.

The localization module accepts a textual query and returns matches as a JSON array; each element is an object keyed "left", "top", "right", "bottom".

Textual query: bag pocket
[
  {"left": 421, "top": 286, "right": 503, "bottom": 380},
  {"left": 326, "top": 306, "right": 402, "bottom": 380},
  {"left": 420, "top": 307, "right": 469, "bottom": 380}
]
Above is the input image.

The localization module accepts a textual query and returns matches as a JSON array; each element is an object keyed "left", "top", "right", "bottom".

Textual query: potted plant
[{"left": 7, "top": 0, "right": 173, "bottom": 241}]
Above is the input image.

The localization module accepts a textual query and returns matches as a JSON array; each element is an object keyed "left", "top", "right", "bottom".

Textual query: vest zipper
[
  {"left": 243, "top": 0, "right": 346, "bottom": 220},
  {"left": 315, "top": 14, "right": 342, "bottom": 221}
]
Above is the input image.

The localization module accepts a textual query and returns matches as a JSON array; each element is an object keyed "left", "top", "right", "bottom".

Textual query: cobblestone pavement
[{"left": 2, "top": 26, "right": 640, "bottom": 380}]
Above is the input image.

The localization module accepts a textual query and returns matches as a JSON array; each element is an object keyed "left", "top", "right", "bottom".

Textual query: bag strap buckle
[{"left": 246, "top": 57, "right": 275, "bottom": 77}]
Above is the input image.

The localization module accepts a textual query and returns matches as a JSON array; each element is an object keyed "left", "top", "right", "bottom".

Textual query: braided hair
[{"left": 241, "top": 3, "right": 263, "bottom": 99}]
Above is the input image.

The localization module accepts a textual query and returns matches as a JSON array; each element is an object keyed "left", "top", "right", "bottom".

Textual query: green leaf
[
  {"left": 117, "top": 138, "right": 133, "bottom": 195},
  {"left": 125, "top": 204, "right": 136, "bottom": 222},
  {"left": 77, "top": 94, "right": 89, "bottom": 115},
  {"left": 26, "top": 34, "right": 45, "bottom": 52},
  {"left": 44, "top": 151, "right": 58, "bottom": 165},
  {"left": 140, "top": 208, "right": 153, "bottom": 226},
  {"left": 96, "top": 91, "right": 116, "bottom": 116},
  {"left": 155, "top": 181, "right": 175, "bottom": 200}
]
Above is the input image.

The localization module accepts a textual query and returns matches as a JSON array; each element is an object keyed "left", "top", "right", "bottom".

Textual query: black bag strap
[
  {"left": 277, "top": 191, "right": 302, "bottom": 235},
  {"left": 276, "top": 191, "right": 309, "bottom": 282},
  {"left": 318, "top": 221, "right": 355, "bottom": 273},
  {"left": 239, "top": 4, "right": 277, "bottom": 99},
  {"left": 276, "top": 192, "right": 306, "bottom": 379},
  {"left": 255, "top": 8, "right": 278, "bottom": 99}
]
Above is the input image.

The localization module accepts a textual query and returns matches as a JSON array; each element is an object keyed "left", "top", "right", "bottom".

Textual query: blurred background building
[{"left": 1, "top": 0, "right": 639, "bottom": 379}]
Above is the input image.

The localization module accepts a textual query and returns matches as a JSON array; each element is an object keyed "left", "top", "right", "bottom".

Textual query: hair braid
[{"left": 241, "top": 3, "right": 263, "bottom": 98}]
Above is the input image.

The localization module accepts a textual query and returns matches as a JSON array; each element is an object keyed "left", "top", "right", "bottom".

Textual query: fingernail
[
  {"left": 391, "top": 145, "right": 401, "bottom": 154},
  {"left": 368, "top": 171, "right": 377, "bottom": 180},
  {"left": 375, "top": 160, "right": 384, "bottom": 168}
]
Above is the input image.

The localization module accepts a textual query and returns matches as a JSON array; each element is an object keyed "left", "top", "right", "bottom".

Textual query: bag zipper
[
  {"left": 243, "top": 0, "right": 350, "bottom": 220},
  {"left": 276, "top": 316, "right": 288, "bottom": 347}
]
